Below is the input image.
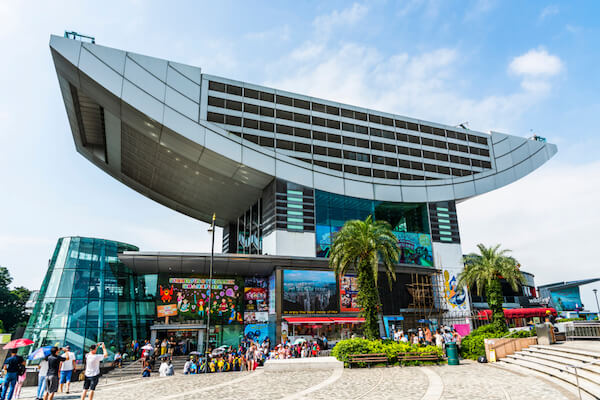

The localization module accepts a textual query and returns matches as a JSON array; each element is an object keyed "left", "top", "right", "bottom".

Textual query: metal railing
[
  {"left": 566, "top": 322, "right": 600, "bottom": 340},
  {"left": 64, "top": 31, "right": 95, "bottom": 43},
  {"left": 561, "top": 358, "right": 600, "bottom": 400}
]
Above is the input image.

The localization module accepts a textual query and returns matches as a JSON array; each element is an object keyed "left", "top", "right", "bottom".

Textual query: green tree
[
  {"left": 0, "top": 267, "right": 32, "bottom": 333},
  {"left": 329, "top": 215, "right": 400, "bottom": 339},
  {"left": 458, "top": 244, "right": 525, "bottom": 331}
]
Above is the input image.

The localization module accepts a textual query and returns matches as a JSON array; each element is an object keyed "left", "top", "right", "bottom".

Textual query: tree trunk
[
  {"left": 356, "top": 262, "right": 381, "bottom": 340},
  {"left": 486, "top": 278, "right": 507, "bottom": 331}
]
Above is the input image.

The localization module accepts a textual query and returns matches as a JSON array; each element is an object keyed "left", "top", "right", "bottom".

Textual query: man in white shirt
[
  {"left": 80, "top": 342, "right": 107, "bottom": 400},
  {"left": 59, "top": 345, "right": 75, "bottom": 394}
]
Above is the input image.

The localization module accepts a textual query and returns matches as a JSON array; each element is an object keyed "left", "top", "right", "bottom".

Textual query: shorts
[
  {"left": 46, "top": 375, "right": 59, "bottom": 393},
  {"left": 60, "top": 369, "right": 73, "bottom": 383},
  {"left": 83, "top": 375, "right": 99, "bottom": 391}
]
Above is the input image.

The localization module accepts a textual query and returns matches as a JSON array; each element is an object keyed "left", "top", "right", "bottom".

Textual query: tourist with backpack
[{"left": 1, "top": 349, "right": 25, "bottom": 400}]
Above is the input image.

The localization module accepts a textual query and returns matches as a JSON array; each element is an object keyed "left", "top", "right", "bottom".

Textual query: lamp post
[
  {"left": 204, "top": 213, "right": 216, "bottom": 373},
  {"left": 593, "top": 289, "right": 599, "bottom": 316}
]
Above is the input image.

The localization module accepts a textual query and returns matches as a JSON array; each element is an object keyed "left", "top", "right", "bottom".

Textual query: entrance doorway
[{"left": 156, "top": 329, "right": 199, "bottom": 355}]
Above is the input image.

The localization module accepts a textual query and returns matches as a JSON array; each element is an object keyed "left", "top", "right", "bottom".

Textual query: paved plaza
[{"left": 16, "top": 360, "right": 577, "bottom": 400}]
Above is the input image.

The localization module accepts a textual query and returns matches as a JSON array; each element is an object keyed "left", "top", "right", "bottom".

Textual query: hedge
[
  {"left": 460, "top": 325, "right": 536, "bottom": 360},
  {"left": 331, "top": 338, "right": 443, "bottom": 366}
]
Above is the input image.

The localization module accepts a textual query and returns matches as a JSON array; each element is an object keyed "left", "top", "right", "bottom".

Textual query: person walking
[
  {"left": 43, "top": 346, "right": 69, "bottom": 400},
  {"left": 59, "top": 345, "right": 75, "bottom": 394},
  {"left": 35, "top": 358, "right": 49, "bottom": 400},
  {"left": 13, "top": 367, "right": 26, "bottom": 399},
  {"left": 80, "top": 342, "right": 107, "bottom": 400},
  {"left": 0, "top": 349, "right": 24, "bottom": 400}
]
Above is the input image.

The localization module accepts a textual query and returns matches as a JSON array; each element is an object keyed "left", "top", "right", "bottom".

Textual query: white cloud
[
  {"left": 313, "top": 3, "right": 369, "bottom": 35},
  {"left": 539, "top": 5, "right": 559, "bottom": 20},
  {"left": 464, "top": 0, "right": 496, "bottom": 21},
  {"left": 509, "top": 47, "right": 564, "bottom": 77}
]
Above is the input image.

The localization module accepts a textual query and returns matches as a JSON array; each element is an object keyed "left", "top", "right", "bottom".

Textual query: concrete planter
[{"left": 484, "top": 337, "right": 537, "bottom": 361}]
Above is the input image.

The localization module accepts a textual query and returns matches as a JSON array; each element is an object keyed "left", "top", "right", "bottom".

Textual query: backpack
[{"left": 17, "top": 362, "right": 26, "bottom": 376}]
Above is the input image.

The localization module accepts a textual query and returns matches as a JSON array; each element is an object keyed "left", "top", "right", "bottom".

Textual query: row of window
[{"left": 207, "top": 82, "right": 489, "bottom": 145}]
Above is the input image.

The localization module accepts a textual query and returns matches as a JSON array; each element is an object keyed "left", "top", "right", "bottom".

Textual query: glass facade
[
  {"left": 315, "top": 190, "right": 433, "bottom": 266},
  {"left": 24, "top": 237, "right": 155, "bottom": 360}
]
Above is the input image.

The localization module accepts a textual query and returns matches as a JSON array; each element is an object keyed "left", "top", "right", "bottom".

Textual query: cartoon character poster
[
  {"left": 157, "top": 275, "right": 244, "bottom": 324},
  {"left": 244, "top": 278, "right": 269, "bottom": 313},
  {"left": 394, "top": 232, "right": 434, "bottom": 267},
  {"left": 340, "top": 275, "right": 360, "bottom": 312},
  {"left": 443, "top": 270, "right": 467, "bottom": 310}
]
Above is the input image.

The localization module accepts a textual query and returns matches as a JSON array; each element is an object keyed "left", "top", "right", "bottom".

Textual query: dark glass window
[
  {"left": 409, "top": 148, "right": 422, "bottom": 157},
  {"left": 294, "top": 99, "right": 310, "bottom": 110},
  {"left": 244, "top": 103, "right": 258, "bottom": 114},
  {"left": 373, "top": 169, "right": 386, "bottom": 178},
  {"left": 327, "top": 133, "right": 341, "bottom": 143},
  {"left": 420, "top": 125, "right": 433, "bottom": 134},
  {"left": 312, "top": 116, "right": 327, "bottom": 126},
  {"left": 341, "top": 109, "right": 354, "bottom": 118},
  {"left": 225, "top": 100, "right": 242, "bottom": 111},
  {"left": 243, "top": 133, "right": 259, "bottom": 144},
  {"left": 372, "top": 155, "right": 385, "bottom": 164},
  {"left": 422, "top": 138, "right": 434, "bottom": 147},
  {"left": 459, "top": 157, "right": 470, "bottom": 165},
  {"left": 446, "top": 130, "right": 457, "bottom": 139},
  {"left": 397, "top": 146, "right": 409, "bottom": 155},
  {"left": 381, "top": 117, "right": 394, "bottom": 127},
  {"left": 225, "top": 115, "right": 241, "bottom": 126},
  {"left": 314, "top": 146, "right": 327, "bottom": 155},
  {"left": 328, "top": 162, "right": 342, "bottom": 171},
  {"left": 244, "top": 88, "right": 259, "bottom": 99},
  {"left": 435, "top": 153, "right": 449, "bottom": 162},
  {"left": 207, "top": 112, "right": 225, "bottom": 123},
  {"left": 458, "top": 144, "right": 469, "bottom": 153},
  {"left": 407, "top": 135, "right": 420, "bottom": 144},
  {"left": 355, "top": 112, "right": 367, "bottom": 121},
  {"left": 276, "top": 124, "right": 293, "bottom": 135},
  {"left": 477, "top": 137, "right": 488, "bottom": 145},
  {"left": 276, "top": 110, "right": 293, "bottom": 120},
  {"left": 406, "top": 122, "right": 419, "bottom": 131},
  {"left": 294, "top": 113, "right": 310, "bottom": 124},
  {"left": 295, "top": 142, "right": 311, "bottom": 153},
  {"left": 314, "top": 160, "right": 327, "bottom": 168},
  {"left": 312, "top": 103, "right": 326, "bottom": 112},
  {"left": 276, "top": 95, "right": 293, "bottom": 106},
  {"left": 295, "top": 128, "right": 311, "bottom": 138},
  {"left": 398, "top": 159, "right": 410, "bottom": 169},
  {"left": 480, "top": 148, "right": 490, "bottom": 157},
  {"left": 259, "top": 136, "right": 274, "bottom": 147},
  {"left": 276, "top": 140, "right": 293, "bottom": 150},
  {"left": 382, "top": 130, "right": 395, "bottom": 140},
  {"left": 344, "top": 165, "right": 357, "bottom": 174},
  {"left": 386, "top": 171, "right": 398, "bottom": 179},
  {"left": 369, "top": 114, "right": 381, "bottom": 124},
  {"left": 371, "top": 141, "right": 383, "bottom": 151},
  {"left": 356, "top": 139, "right": 369, "bottom": 148},
  {"left": 208, "top": 96, "right": 225, "bottom": 107},
  {"left": 226, "top": 85, "right": 242, "bottom": 96},
  {"left": 370, "top": 128, "right": 382, "bottom": 137},
  {"left": 383, "top": 143, "right": 396, "bottom": 153},
  {"left": 433, "top": 140, "right": 447, "bottom": 149},
  {"left": 482, "top": 160, "right": 491, "bottom": 168},
  {"left": 448, "top": 143, "right": 459, "bottom": 151},
  {"left": 456, "top": 132, "right": 467, "bottom": 141},
  {"left": 385, "top": 157, "right": 397, "bottom": 166},
  {"left": 438, "top": 166, "right": 450, "bottom": 175},
  {"left": 396, "top": 133, "right": 408, "bottom": 142},
  {"left": 411, "top": 161, "right": 423, "bottom": 170},
  {"left": 327, "top": 119, "right": 340, "bottom": 129},
  {"left": 313, "top": 131, "right": 326, "bottom": 141},
  {"left": 395, "top": 120, "right": 407, "bottom": 129},
  {"left": 343, "top": 137, "right": 355, "bottom": 146},
  {"left": 432, "top": 127, "right": 445, "bottom": 136},
  {"left": 450, "top": 155, "right": 460, "bottom": 163},
  {"left": 260, "top": 106, "right": 274, "bottom": 117},
  {"left": 208, "top": 81, "right": 226, "bottom": 92},
  {"left": 326, "top": 105, "right": 340, "bottom": 116},
  {"left": 341, "top": 122, "right": 355, "bottom": 132},
  {"left": 243, "top": 118, "right": 258, "bottom": 129},
  {"left": 260, "top": 121, "right": 274, "bottom": 132},
  {"left": 328, "top": 148, "right": 341, "bottom": 158},
  {"left": 343, "top": 150, "right": 357, "bottom": 160},
  {"left": 357, "top": 153, "right": 370, "bottom": 162},
  {"left": 471, "top": 159, "right": 482, "bottom": 167},
  {"left": 357, "top": 167, "right": 371, "bottom": 176},
  {"left": 355, "top": 125, "right": 368, "bottom": 134},
  {"left": 260, "top": 92, "right": 274, "bottom": 102},
  {"left": 424, "top": 163, "right": 437, "bottom": 172}
]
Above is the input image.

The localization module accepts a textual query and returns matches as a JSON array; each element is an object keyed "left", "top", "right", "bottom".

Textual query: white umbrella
[{"left": 141, "top": 344, "right": 153, "bottom": 351}]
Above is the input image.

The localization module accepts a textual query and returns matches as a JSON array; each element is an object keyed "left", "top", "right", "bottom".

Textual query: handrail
[{"left": 559, "top": 358, "right": 600, "bottom": 400}]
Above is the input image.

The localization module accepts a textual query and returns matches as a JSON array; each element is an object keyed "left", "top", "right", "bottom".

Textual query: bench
[
  {"left": 397, "top": 351, "right": 442, "bottom": 365},
  {"left": 348, "top": 353, "right": 388, "bottom": 368}
]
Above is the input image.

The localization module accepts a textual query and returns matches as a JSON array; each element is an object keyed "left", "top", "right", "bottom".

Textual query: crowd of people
[{"left": 392, "top": 325, "right": 462, "bottom": 350}]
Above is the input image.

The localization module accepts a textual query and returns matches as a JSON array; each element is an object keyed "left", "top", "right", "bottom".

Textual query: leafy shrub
[
  {"left": 460, "top": 325, "right": 536, "bottom": 360},
  {"left": 331, "top": 338, "right": 443, "bottom": 367},
  {"left": 556, "top": 318, "right": 585, "bottom": 323}
]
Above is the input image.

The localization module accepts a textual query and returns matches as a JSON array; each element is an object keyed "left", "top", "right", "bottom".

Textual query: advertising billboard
[
  {"left": 157, "top": 276, "right": 243, "bottom": 324},
  {"left": 340, "top": 275, "right": 360, "bottom": 312},
  {"left": 283, "top": 270, "right": 338, "bottom": 314},
  {"left": 550, "top": 286, "right": 583, "bottom": 311},
  {"left": 394, "top": 232, "right": 433, "bottom": 267}
]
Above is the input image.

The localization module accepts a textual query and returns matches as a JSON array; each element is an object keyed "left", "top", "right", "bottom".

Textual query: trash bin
[
  {"left": 536, "top": 323, "right": 555, "bottom": 345},
  {"left": 446, "top": 342, "right": 460, "bottom": 365}
]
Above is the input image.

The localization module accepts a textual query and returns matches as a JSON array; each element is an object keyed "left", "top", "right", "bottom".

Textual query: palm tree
[
  {"left": 458, "top": 244, "right": 525, "bottom": 331},
  {"left": 329, "top": 215, "right": 400, "bottom": 339}
]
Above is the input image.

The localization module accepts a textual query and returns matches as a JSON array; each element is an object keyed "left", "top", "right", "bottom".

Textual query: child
[{"left": 13, "top": 368, "right": 26, "bottom": 399}]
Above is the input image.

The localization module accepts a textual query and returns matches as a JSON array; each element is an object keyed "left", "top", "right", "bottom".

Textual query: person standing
[
  {"left": 43, "top": 346, "right": 69, "bottom": 400},
  {"left": 1, "top": 349, "right": 25, "bottom": 400},
  {"left": 59, "top": 345, "right": 75, "bottom": 394},
  {"left": 36, "top": 358, "right": 49, "bottom": 400},
  {"left": 80, "top": 343, "right": 107, "bottom": 400},
  {"left": 13, "top": 367, "right": 26, "bottom": 399}
]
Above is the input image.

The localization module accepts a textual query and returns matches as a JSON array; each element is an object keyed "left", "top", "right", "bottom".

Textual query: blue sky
[{"left": 0, "top": 1, "right": 599, "bottom": 310}]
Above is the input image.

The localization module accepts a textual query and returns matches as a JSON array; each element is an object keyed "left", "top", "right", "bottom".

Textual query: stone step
[
  {"left": 501, "top": 355, "right": 600, "bottom": 399},
  {"left": 525, "top": 347, "right": 600, "bottom": 365},
  {"left": 532, "top": 345, "right": 600, "bottom": 359},
  {"left": 521, "top": 348, "right": 600, "bottom": 375},
  {"left": 494, "top": 361, "right": 597, "bottom": 400},
  {"left": 508, "top": 353, "right": 600, "bottom": 388}
]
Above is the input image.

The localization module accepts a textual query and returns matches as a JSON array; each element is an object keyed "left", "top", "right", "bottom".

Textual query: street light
[
  {"left": 593, "top": 289, "right": 599, "bottom": 316},
  {"left": 204, "top": 213, "right": 216, "bottom": 373}
]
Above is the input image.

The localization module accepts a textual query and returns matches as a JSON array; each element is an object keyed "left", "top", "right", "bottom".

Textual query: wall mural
[
  {"left": 443, "top": 270, "right": 467, "bottom": 309},
  {"left": 394, "top": 232, "right": 434, "bottom": 267}
]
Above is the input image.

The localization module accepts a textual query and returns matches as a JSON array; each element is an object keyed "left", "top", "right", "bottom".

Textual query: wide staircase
[
  {"left": 497, "top": 343, "right": 600, "bottom": 399},
  {"left": 103, "top": 355, "right": 190, "bottom": 380}
]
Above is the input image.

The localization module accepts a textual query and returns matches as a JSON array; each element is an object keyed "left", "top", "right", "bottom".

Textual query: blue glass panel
[
  {"left": 68, "top": 298, "right": 88, "bottom": 329},
  {"left": 71, "top": 269, "right": 91, "bottom": 298},
  {"left": 49, "top": 298, "right": 71, "bottom": 328},
  {"left": 56, "top": 269, "right": 75, "bottom": 298}
]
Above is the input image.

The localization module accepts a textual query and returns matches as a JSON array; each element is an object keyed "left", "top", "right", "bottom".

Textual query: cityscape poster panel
[{"left": 283, "top": 270, "right": 338, "bottom": 314}]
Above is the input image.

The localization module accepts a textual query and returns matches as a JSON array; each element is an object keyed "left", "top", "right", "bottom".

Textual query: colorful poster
[
  {"left": 340, "top": 275, "right": 360, "bottom": 312},
  {"left": 550, "top": 287, "right": 583, "bottom": 311},
  {"left": 268, "top": 273, "right": 276, "bottom": 315},
  {"left": 157, "top": 276, "right": 243, "bottom": 324},
  {"left": 157, "top": 304, "right": 178, "bottom": 317},
  {"left": 244, "top": 278, "right": 268, "bottom": 312},
  {"left": 443, "top": 270, "right": 467, "bottom": 310},
  {"left": 394, "top": 232, "right": 434, "bottom": 267},
  {"left": 283, "top": 270, "right": 338, "bottom": 314},
  {"left": 244, "top": 312, "right": 268, "bottom": 324},
  {"left": 244, "top": 323, "right": 270, "bottom": 343}
]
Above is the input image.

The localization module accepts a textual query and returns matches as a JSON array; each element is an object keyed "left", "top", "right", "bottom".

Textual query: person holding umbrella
[
  {"left": 27, "top": 345, "right": 52, "bottom": 400},
  {"left": 1, "top": 349, "right": 25, "bottom": 400}
]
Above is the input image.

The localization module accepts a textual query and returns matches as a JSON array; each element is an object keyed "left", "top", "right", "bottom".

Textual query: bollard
[{"left": 446, "top": 342, "right": 460, "bottom": 365}]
